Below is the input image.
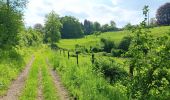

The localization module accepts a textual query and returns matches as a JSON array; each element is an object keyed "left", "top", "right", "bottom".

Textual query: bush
[
  {"left": 100, "top": 38, "right": 116, "bottom": 53},
  {"left": 111, "top": 49, "right": 124, "bottom": 57},
  {"left": 75, "top": 44, "right": 88, "bottom": 54},
  {"left": 118, "top": 36, "right": 132, "bottom": 51},
  {"left": 50, "top": 44, "right": 59, "bottom": 50},
  {"left": 91, "top": 46, "right": 103, "bottom": 53},
  {"left": 94, "top": 57, "right": 128, "bottom": 83}
]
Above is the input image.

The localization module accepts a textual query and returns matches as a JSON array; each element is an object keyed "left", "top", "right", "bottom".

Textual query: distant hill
[{"left": 57, "top": 26, "right": 170, "bottom": 50}]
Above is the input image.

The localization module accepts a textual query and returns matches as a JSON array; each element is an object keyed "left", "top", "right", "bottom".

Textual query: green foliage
[
  {"left": 57, "top": 26, "right": 170, "bottom": 50},
  {"left": 75, "top": 44, "right": 88, "bottom": 54},
  {"left": 123, "top": 23, "right": 134, "bottom": 30},
  {"left": 44, "top": 11, "right": 62, "bottom": 44},
  {"left": 94, "top": 57, "right": 128, "bottom": 83},
  {"left": 61, "top": 16, "right": 84, "bottom": 39},
  {"left": 100, "top": 38, "right": 116, "bottom": 53},
  {"left": 91, "top": 45, "right": 103, "bottom": 53},
  {"left": 156, "top": 3, "right": 170, "bottom": 25},
  {"left": 93, "top": 22, "right": 101, "bottom": 32},
  {"left": 33, "top": 23, "right": 44, "bottom": 34},
  {"left": 18, "top": 28, "right": 43, "bottom": 47},
  {"left": 118, "top": 36, "right": 132, "bottom": 51},
  {"left": 93, "top": 31, "right": 101, "bottom": 37},
  {"left": 83, "top": 19, "right": 94, "bottom": 35},
  {"left": 0, "top": 47, "right": 33, "bottom": 96},
  {"left": 111, "top": 49, "right": 124, "bottom": 57},
  {"left": 126, "top": 5, "right": 170, "bottom": 99},
  {"left": 48, "top": 50, "right": 128, "bottom": 100},
  {"left": 101, "top": 21, "right": 118, "bottom": 32},
  {"left": 0, "top": 4, "right": 23, "bottom": 49}
]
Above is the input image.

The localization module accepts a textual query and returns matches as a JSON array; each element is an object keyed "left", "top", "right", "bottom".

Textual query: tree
[
  {"left": 118, "top": 36, "right": 132, "bottom": 51},
  {"left": 123, "top": 23, "right": 133, "bottom": 30},
  {"left": 101, "top": 24, "right": 109, "bottom": 32},
  {"left": 126, "top": 5, "right": 170, "bottom": 99},
  {"left": 110, "top": 20, "right": 116, "bottom": 28},
  {"left": 61, "top": 16, "right": 84, "bottom": 39},
  {"left": 156, "top": 3, "right": 170, "bottom": 25},
  {"left": 83, "top": 19, "right": 94, "bottom": 35},
  {"left": 0, "top": 0, "right": 27, "bottom": 49},
  {"left": 34, "top": 23, "right": 44, "bottom": 33},
  {"left": 44, "top": 11, "right": 62, "bottom": 44},
  {"left": 93, "top": 21, "right": 101, "bottom": 32}
]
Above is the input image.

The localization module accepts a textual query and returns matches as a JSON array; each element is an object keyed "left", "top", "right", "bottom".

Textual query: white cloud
[{"left": 24, "top": 0, "right": 143, "bottom": 28}]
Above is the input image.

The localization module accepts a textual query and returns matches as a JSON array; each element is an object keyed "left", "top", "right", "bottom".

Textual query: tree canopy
[
  {"left": 44, "top": 11, "right": 62, "bottom": 44},
  {"left": 156, "top": 3, "right": 170, "bottom": 25},
  {"left": 61, "top": 16, "right": 84, "bottom": 39},
  {"left": 0, "top": 0, "right": 27, "bottom": 49}
]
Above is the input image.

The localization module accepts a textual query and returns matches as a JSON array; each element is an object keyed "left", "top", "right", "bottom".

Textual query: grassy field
[
  {"left": 57, "top": 26, "right": 170, "bottom": 50},
  {"left": 48, "top": 49, "right": 128, "bottom": 100}
]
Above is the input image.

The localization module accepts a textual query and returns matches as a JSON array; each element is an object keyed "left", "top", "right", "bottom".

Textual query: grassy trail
[
  {"left": 46, "top": 58, "right": 69, "bottom": 100},
  {"left": 1, "top": 47, "right": 70, "bottom": 100},
  {"left": 19, "top": 49, "right": 69, "bottom": 100},
  {"left": 0, "top": 56, "right": 35, "bottom": 100}
]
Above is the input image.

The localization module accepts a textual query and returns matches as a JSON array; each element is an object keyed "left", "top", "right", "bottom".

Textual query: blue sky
[{"left": 24, "top": 0, "right": 170, "bottom": 28}]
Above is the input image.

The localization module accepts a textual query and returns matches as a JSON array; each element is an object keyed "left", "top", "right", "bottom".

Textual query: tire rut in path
[
  {"left": 0, "top": 56, "right": 35, "bottom": 100},
  {"left": 46, "top": 58, "right": 70, "bottom": 100},
  {"left": 37, "top": 67, "right": 43, "bottom": 100}
]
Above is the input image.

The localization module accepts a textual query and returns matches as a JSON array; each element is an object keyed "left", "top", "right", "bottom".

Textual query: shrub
[
  {"left": 94, "top": 57, "right": 128, "bottom": 83},
  {"left": 100, "top": 38, "right": 116, "bottom": 53},
  {"left": 75, "top": 44, "right": 88, "bottom": 54},
  {"left": 111, "top": 49, "right": 124, "bottom": 57},
  {"left": 118, "top": 36, "right": 132, "bottom": 51},
  {"left": 50, "top": 44, "right": 59, "bottom": 50},
  {"left": 91, "top": 46, "right": 103, "bottom": 53}
]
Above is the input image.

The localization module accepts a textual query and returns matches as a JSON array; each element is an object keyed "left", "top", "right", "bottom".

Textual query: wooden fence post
[
  {"left": 92, "top": 53, "right": 94, "bottom": 64},
  {"left": 68, "top": 51, "right": 70, "bottom": 59},
  {"left": 76, "top": 51, "right": 79, "bottom": 65},
  {"left": 63, "top": 49, "right": 65, "bottom": 56}
]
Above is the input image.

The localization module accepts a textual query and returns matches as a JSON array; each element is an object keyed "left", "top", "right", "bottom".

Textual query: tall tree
[
  {"left": 83, "top": 19, "right": 94, "bottom": 35},
  {"left": 101, "top": 24, "right": 109, "bottom": 32},
  {"left": 44, "top": 11, "right": 62, "bottom": 44},
  {"left": 110, "top": 20, "right": 116, "bottom": 28},
  {"left": 93, "top": 21, "right": 101, "bottom": 32},
  {"left": 61, "top": 16, "right": 84, "bottom": 39},
  {"left": 156, "top": 3, "right": 170, "bottom": 25},
  {"left": 0, "top": 0, "right": 27, "bottom": 49}
]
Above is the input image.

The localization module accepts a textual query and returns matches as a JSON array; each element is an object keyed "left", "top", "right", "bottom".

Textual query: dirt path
[
  {"left": 46, "top": 59, "right": 70, "bottom": 100},
  {"left": 37, "top": 67, "right": 43, "bottom": 100},
  {"left": 0, "top": 56, "right": 35, "bottom": 100}
]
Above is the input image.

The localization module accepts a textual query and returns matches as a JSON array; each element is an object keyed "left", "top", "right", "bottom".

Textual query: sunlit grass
[{"left": 57, "top": 26, "right": 170, "bottom": 50}]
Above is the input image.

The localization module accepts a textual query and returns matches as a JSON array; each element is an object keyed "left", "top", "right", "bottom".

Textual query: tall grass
[
  {"left": 41, "top": 55, "right": 59, "bottom": 100},
  {"left": 0, "top": 47, "right": 35, "bottom": 96},
  {"left": 48, "top": 50, "right": 128, "bottom": 100}
]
